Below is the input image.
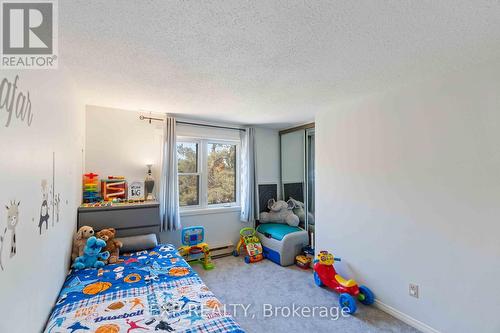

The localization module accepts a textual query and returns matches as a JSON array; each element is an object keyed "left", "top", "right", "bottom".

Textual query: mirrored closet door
[
  {"left": 306, "top": 128, "right": 315, "bottom": 234},
  {"left": 280, "top": 123, "right": 315, "bottom": 239}
]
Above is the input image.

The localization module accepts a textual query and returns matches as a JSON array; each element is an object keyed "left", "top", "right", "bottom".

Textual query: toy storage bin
[{"left": 256, "top": 223, "right": 308, "bottom": 266}]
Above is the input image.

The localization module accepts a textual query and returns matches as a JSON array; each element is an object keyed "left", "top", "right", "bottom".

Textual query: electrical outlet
[{"left": 409, "top": 283, "right": 419, "bottom": 298}]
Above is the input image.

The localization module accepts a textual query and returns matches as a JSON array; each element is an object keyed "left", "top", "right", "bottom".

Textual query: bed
[{"left": 43, "top": 244, "right": 244, "bottom": 333}]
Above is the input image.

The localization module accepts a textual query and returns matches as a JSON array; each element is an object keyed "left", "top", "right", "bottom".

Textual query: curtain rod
[{"left": 139, "top": 115, "right": 246, "bottom": 132}]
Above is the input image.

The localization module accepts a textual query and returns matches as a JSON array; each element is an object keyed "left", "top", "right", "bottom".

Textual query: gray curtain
[
  {"left": 160, "top": 116, "right": 181, "bottom": 231},
  {"left": 240, "top": 127, "right": 256, "bottom": 222}
]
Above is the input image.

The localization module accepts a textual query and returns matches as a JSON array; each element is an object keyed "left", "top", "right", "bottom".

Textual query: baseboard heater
[{"left": 210, "top": 243, "right": 234, "bottom": 259}]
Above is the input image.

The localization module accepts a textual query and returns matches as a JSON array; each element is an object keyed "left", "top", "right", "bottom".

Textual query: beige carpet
[{"left": 194, "top": 255, "right": 420, "bottom": 333}]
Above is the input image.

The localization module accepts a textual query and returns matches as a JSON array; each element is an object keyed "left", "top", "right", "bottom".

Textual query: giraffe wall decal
[
  {"left": 0, "top": 201, "right": 20, "bottom": 271},
  {"left": 6, "top": 201, "right": 20, "bottom": 257}
]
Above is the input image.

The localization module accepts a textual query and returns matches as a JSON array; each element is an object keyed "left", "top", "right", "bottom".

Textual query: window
[
  {"left": 177, "top": 139, "right": 239, "bottom": 210},
  {"left": 177, "top": 142, "right": 200, "bottom": 207},
  {"left": 207, "top": 143, "right": 237, "bottom": 205}
]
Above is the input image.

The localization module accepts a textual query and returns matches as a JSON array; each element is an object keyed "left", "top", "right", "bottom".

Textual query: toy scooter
[
  {"left": 313, "top": 250, "right": 374, "bottom": 314},
  {"left": 232, "top": 227, "right": 264, "bottom": 264}
]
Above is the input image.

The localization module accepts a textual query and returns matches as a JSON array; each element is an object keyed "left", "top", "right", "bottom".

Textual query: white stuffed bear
[{"left": 259, "top": 199, "right": 300, "bottom": 227}]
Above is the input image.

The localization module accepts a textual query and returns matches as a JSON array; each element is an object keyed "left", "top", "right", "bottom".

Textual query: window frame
[
  {"left": 206, "top": 139, "right": 240, "bottom": 209},
  {"left": 177, "top": 136, "right": 240, "bottom": 212},
  {"left": 176, "top": 138, "right": 202, "bottom": 209}
]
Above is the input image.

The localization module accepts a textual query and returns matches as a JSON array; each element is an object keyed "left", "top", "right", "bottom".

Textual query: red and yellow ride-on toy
[
  {"left": 232, "top": 227, "right": 264, "bottom": 264},
  {"left": 313, "top": 250, "right": 375, "bottom": 314}
]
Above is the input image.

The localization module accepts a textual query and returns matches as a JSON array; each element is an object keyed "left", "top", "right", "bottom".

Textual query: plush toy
[
  {"left": 96, "top": 228, "right": 123, "bottom": 264},
  {"left": 288, "top": 197, "right": 315, "bottom": 225},
  {"left": 259, "top": 199, "right": 300, "bottom": 227},
  {"left": 71, "top": 226, "right": 95, "bottom": 261},
  {"left": 72, "top": 236, "right": 110, "bottom": 269}
]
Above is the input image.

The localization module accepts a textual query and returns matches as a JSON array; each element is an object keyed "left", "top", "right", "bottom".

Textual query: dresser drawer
[{"left": 77, "top": 203, "right": 160, "bottom": 237}]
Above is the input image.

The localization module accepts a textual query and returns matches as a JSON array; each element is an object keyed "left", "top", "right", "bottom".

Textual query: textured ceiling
[{"left": 60, "top": 1, "right": 500, "bottom": 128}]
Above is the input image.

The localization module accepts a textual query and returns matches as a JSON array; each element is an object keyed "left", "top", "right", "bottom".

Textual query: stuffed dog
[
  {"left": 72, "top": 236, "right": 110, "bottom": 269},
  {"left": 71, "top": 226, "right": 95, "bottom": 261}
]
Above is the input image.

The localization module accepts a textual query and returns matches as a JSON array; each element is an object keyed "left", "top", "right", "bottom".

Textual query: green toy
[{"left": 233, "top": 227, "right": 264, "bottom": 264}]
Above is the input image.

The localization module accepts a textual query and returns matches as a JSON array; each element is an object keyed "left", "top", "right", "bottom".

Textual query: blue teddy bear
[{"left": 72, "top": 236, "right": 110, "bottom": 269}]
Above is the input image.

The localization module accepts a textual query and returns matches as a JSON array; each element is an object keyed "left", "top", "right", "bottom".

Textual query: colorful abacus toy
[{"left": 83, "top": 173, "right": 101, "bottom": 203}]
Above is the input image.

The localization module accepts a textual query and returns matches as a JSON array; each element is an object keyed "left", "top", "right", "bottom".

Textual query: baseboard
[
  {"left": 374, "top": 300, "right": 441, "bottom": 333},
  {"left": 210, "top": 243, "right": 234, "bottom": 259}
]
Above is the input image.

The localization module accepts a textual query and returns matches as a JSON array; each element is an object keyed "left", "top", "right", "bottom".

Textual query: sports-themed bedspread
[{"left": 44, "top": 244, "right": 244, "bottom": 333}]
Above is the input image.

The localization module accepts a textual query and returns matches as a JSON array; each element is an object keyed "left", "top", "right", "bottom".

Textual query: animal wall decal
[
  {"left": 6, "top": 201, "right": 19, "bottom": 257},
  {"left": 51, "top": 152, "right": 57, "bottom": 227},
  {"left": 0, "top": 232, "right": 5, "bottom": 271},
  {"left": 0, "top": 200, "right": 20, "bottom": 271},
  {"left": 39, "top": 179, "right": 50, "bottom": 234},
  {"left": 48, "top": 152, "right": 64, "bottom": 226},
  {"left": 37, "top": 152, "right": 63, "bottom": 233},
  {"left": 54, "top": 193, "right": 61, "bottom": 223}
]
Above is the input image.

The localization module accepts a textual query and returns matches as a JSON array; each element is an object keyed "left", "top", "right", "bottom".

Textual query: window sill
[{"left": 180, "top": 206, "right": 241, "bottom": 217}]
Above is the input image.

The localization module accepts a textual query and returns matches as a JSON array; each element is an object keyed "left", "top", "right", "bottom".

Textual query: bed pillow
[{"left": 117, "top": 233, "right": 158, "bottom": 253}]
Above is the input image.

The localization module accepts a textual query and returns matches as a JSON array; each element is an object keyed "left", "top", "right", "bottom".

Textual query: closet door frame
[{"left": 279, "top": 123, "right": 315, "bottom": 233}]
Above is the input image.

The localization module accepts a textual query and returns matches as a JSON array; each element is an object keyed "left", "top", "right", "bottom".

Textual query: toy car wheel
[
  {"left": 339, "top": 293, "right": 357, "bottom": 314},
  {"left": 358, "top": 285, "right": 375, "bottom": 305},
  {"left": 244, "top": 256, "right": 251, "bottom": 264},
  {"left": 313, "top": 272, "right": 324, "bottom": 287},
  {"left": 232, "top": 250, "right": 239, "bottom": 257}
]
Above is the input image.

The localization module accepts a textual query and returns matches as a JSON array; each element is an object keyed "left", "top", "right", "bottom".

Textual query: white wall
[
  {"left": 0, "top": 69, "right": 84, "bottom": 332},
  {"left": 85, "top": 107, "right": 280, "bottom": 247},
  {"left": 316, "top": 60, "right": 500, "bottom": 333},
  {"left": 159, "top": 210, "right": 242, "bottom": 248},
  {"left": 85, "top": 105, "right": 164, "bottom": 194}
]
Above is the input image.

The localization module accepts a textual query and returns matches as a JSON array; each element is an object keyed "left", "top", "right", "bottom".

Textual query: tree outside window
[{"left": 177, "top": 140, "right": 238, "bottom": 209}]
